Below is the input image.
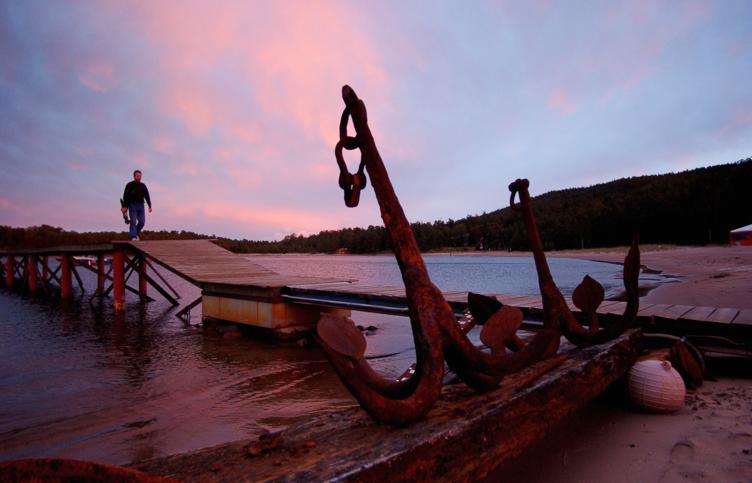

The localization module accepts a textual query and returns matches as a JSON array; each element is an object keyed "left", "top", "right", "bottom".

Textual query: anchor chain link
[{"left": 335, "top": 105, "right": 368, "bottom": 207}]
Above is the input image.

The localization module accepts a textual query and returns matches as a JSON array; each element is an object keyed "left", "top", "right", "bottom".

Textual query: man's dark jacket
[{"left": 122, "top": 181, "right": 152, "bottom": 208}]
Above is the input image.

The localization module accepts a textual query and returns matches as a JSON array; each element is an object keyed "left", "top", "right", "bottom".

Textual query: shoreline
[{"left": 249, "top": 244, "right": 752, "bottom": 310}]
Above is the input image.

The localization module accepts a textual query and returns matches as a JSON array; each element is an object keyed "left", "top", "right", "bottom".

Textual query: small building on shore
[{"left": 729, "top": 223, "right": 752, "bottom": 246}]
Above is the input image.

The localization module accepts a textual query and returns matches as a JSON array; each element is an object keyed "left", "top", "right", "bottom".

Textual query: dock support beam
[
  {"left": 60, "top": 255, "right": 72, "bottom": 299},
  {"left": 113, "top": 249, "right": 125, "bottom": 311},
  {"left": 138, "top": 257, "right": 148, "bottom": 300},
  {"left": 97, "top": 255, "right": 105, "bottom": 293},
  {"left": 27, "top": 255, "right": 37, "bottom": 293},
  {"left": 4, "top": 256, "right": 12, "bottom": 287},
  {"left": 42, "top": 256, "right": 49, "bottom": 288}
]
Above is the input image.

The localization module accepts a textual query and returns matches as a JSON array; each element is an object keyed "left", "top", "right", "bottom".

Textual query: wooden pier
[
  {"left": 120, "top": 240, "right": 353, "bottom": 335},
  {"left": 1, "top": 239, "right": 750, "bottom": 339}
]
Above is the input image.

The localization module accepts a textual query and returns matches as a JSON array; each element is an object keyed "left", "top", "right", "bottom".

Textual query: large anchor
[
  {"left": 317, "top": 86, "right": 569, "bottom": 424},
  {"left": 470, "top": 179, "right": 640, "bottom": 347},
  {"left": 318, "top": 85, "right": 448, "bottom": 425}
]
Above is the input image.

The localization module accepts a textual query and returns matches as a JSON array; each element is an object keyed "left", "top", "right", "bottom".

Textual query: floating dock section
[{"left": 121, "top": 240, "right": 352, "bottom": 336}]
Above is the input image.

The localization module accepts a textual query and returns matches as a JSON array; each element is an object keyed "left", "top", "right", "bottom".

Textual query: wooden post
[
  {"left": 60, "top": 255, "right": 72, "bottom": 299},
  {"left": 4, "top": 256, "right": 12, "bottom": 287},
  {"left": 27, "top": 255, "right": 37, "bottom": 293},
  {"left": 97, "top": 254, "right": 105, "bottom": 293},
  {"left": 113, "top": 249, "right": 125, "bottom": 311},
  {"left": 138, "top": 256, "right": 148, "bottom": 300},
  {"left": 42, "top": 256, "right": 49, "bottom": 286},
  {"left": 21, "top": 257, "right": 27, "bottom": 286}
]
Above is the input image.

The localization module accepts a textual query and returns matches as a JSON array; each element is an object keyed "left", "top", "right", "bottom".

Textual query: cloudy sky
[{"left": 1, "top": 1, "right": 750, "bottom": 240}]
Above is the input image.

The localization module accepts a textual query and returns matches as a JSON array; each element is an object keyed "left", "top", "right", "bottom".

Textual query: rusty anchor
[{"left": 317, "top": 86, "right": 574, "bottom": 424}]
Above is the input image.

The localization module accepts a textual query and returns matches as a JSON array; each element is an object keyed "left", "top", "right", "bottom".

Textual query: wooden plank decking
[
  {"left": 283, "top": 281, "right": 751, "bottom": 339},
  {"left": 121, "top": 240, "right": 274, "bottom": 285},
  {"left": 120, "top": 240, "right": 353, "bottom": 294}
]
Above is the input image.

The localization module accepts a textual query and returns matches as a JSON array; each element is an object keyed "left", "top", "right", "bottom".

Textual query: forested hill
[
  {"left": 241, "top": 158, "right": 751, "bottom": 252},
  {"left": 2, "top": 159, "right": 750, "bottom": 253}
]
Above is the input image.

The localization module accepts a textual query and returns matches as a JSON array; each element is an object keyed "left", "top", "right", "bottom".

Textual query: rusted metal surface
[
  {"left": 318, "top": 86, "right": 641, "bottom": 425},
  {"left": 509, "top": 178, "right": 640, "bottom": 346},
  {"left": 131, "top": 330, "right": 641, "bottom": 482}
]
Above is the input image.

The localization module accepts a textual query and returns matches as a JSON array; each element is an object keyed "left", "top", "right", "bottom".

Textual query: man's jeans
[{"left": 129, "top": 202, "right": 146, "bottom": 239}]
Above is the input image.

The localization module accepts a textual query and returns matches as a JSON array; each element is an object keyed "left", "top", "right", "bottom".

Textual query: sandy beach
[
  {"left": 435, "top": 244, "right": 752, "bottom": 309},
  {"left": 492, "top": 378, "right": 752, "bottom": 482},
  {"left": 552, "top": 244, "right": 752, "bottom": 310},
  {"left": 482, "top": 244, "right": 752, "bottom": 482}
]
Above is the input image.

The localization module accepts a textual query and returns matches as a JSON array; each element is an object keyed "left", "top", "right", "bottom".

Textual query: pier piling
[
  {"left": 4, "top": 256, "right": 12, "bottom": 287},
  {"left": 60, "top": 255, "right": 72, "bottom": 299},
  {"left": 112, "top": 249, "right": 125, "bottom": 311},
  {"left": 26, "top": 255, "right": 37, "bottom": 293},
  {"left": 96, "top": 255, "right": 105, "bottom": 293},
  {"left": 42, "top": 256, "right": 49, "bottom": 289},
  {"left": 138, "top": 256, "right": 148, "bottom": 300}
]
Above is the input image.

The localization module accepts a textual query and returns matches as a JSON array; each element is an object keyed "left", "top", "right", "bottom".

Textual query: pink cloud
[
  {"left": 116, "top": 2, "right": 389, "bottom": 144},
  {"left": 131, "top": 153, "right": 153, "bottom": 169},
  {"left": 163, "top": 200, "right": 342, "bottom": 236},
  {"left": 0, "top": 197, "right": 20, "bottom": 211},
  {"left": 547, "top": 89, "right": 577, "bottom": 114},
  {"left": 79, "top": 61, "right": 117, "bottom": 92},
  {"left": 308, "top": 161, "right": 337, "bottom": 182},
  {"left": 173, "top": 161, "right": 199, "bottom": 177},
  {"left": 152, "top": 136, "right": 175, "bottom": 154},
  {"left": 162, "top": 83, "right": 217, "bottom": 136},
  {"left": 718, "top": 109, "right": 752, "bottom": 142},
  {"left": 65, "top": 161, "right": 90, "bottom": 171}
]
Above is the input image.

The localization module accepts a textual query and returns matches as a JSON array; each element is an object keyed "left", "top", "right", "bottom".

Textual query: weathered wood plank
[
  {"left": 679, "top": 306, "right": 716, "bottom": 321},
  {"left": 705, "top": 307, "right": 740, "bottom": 324},
  {"left": 370, "top": 288, "right": 408, "bottom": 296},
  {"left": 636, "top": 303, "right": 660, "bottom": 316},
  {"left": 649, "top": 304, "right": 695, "bottom": 320},
  {"left": 287, "top": 282, "right": 356, "bottom": 290},
  {"left": 499, "top": 295, "right": 540, "bottom": 307},
  {"left": 600, "top": 301, "right": 628, "bottom": 315},
  {"left": 495, "top": 294, "right": 537, "bottom": 306},
  {"left": 598, "top": 300, "right": 625, "bottom": 311},
  {"left": 733, "top": 309, "right": 752, "bottom": 325},
  {"left": 442, "top": 292, "right": 471, "bottom": 303},
  {"left": 131, "top": 330, "right": 641, "bottom": 482},
  {"left": 327, "top": 284, "right": 398, "bottom": 294}
]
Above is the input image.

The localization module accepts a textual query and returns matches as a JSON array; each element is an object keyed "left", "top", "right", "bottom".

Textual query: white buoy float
[{"left": 628, "top": 359, "right": 686, "bottom": 413}]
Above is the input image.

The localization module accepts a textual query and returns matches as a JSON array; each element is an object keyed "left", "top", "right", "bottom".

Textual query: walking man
[{"left": 121, "top": 169, "right": 152, "bottom": 240}]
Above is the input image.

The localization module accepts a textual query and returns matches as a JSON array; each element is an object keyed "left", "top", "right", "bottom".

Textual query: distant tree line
[{"left": 2, "top": 159, "right": 750, "bottom": 253}]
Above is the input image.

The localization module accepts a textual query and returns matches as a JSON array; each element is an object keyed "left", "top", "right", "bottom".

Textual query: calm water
[{"left": 0, "top": 254, "right": 646, "bottom": 465}]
